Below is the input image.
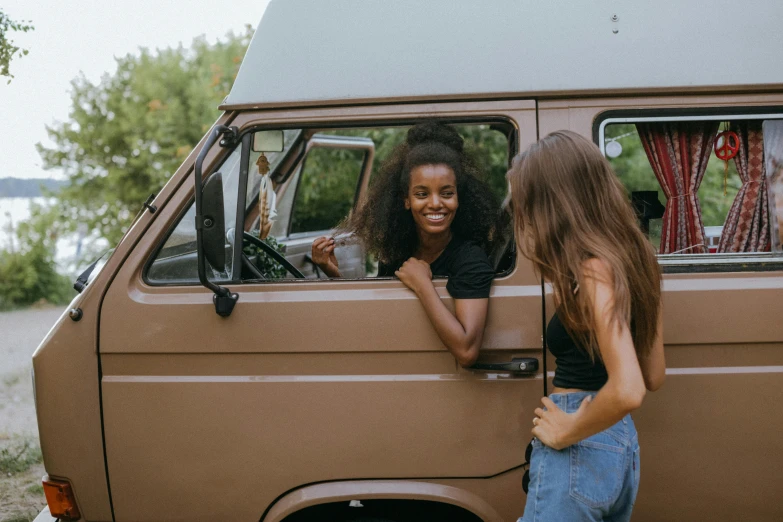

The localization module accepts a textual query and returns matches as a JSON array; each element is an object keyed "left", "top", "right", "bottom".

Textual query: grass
[
  {"left": 24, "top": 484, "right": 43, "bottom": 495},
  {"left": 0, "top": 307, "right": 51, "bottom": 521},
  {"left": 0, "top": 373, "right": 21, "bottom": 389},
  {"left": 0, "top": 439, "right": 42, "bottom": 475},
  {"left": 0, "top": 458, "right": 46, "bottom": 522},
  {"left": 3, "top": 515, "right": 34, "bottom": 522}
]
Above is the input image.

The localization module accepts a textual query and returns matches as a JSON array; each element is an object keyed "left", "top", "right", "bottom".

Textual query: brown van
[{"left": 32, "top": 1, "right": 783, "bottom": 521}]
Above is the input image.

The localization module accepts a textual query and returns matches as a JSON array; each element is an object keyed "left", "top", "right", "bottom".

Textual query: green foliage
[
  {"left": 242, "top": 235, "right": 288, "bottom": 279},
  {"left": 321, "top": 124, "right": 509, "bottom": 208},
  {"left": 605, "top": 124, "right": 658, "bottom": 193},
  {"left": 37, "top": 28, "right": 253, "bottom": 246},
  {"left": 0, "top": 9, "right": 33, "bottom": 82},
  {"left": 26, "top": 483, "right": 45, "bottom": 495},
  {"left": 291, "top": 147, "right": 366, "bottom": 233},
  {"left": 0, "top": 439, "right": 43, "bottom": 475},
  {"left": 701, "top": 154, "right": 741, "bottom": 226},
  {"left": 322, "top": 127, "right": 407, "bottom": 182},
  {"left": 456, "top": 124, "right": 510, "bottom": 202},
  {"left": 0, "top": 204, "right": 74, "bottom": 310}
]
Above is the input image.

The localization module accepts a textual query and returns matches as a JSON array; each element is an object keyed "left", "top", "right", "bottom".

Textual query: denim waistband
[
  {"left": 547, "top": 391, "right": 636, "bottom": 445},
  {"left": 548, "top": 391, "right": 598, "bottom": 413}
]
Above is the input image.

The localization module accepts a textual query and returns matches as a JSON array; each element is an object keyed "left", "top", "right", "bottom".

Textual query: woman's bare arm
[
  {"left": 639, "top": 310, "right": 665, "bottom": 391},
  {"left": 414, "top": 286, "right": 487, "bottom": 367},
  {"left": 396, "top": 258, "right": 487, "bottom": 367},
  {"left": 532, "top": 258, "right": 650, "bottom": 449}
]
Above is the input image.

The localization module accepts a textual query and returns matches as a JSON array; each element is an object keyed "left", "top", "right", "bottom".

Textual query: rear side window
[{"left": 599, "top": 113, "right": 783, "bottom": 268}]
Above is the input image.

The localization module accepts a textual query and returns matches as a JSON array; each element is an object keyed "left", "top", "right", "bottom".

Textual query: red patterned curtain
[
  {"left": 763, "top": 120, "right": 783, "bottom": 251},
  {"left": 636, "top": 121, "right": 719, "bottom": 254},
  {"left": 717, "top": 122, "right": 771, "bottom": 252}
]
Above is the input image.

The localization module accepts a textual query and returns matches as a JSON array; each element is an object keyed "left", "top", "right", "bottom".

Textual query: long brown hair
[{"left": 507, "top": 130, "right": 661, "bottom": 359}]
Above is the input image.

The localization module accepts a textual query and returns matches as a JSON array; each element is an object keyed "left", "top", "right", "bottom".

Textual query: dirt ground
[{"left": 0, "top": 306, "right": 65, "bottom": 522}]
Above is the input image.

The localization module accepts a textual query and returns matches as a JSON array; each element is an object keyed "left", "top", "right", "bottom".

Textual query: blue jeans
[{"left": 519, "top": 391, "right": 640, "bottom": 522}]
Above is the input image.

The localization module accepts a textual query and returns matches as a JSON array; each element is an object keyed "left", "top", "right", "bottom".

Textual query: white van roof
[{"left": 222, "top": 0, "right": 783, "bottom": 110}]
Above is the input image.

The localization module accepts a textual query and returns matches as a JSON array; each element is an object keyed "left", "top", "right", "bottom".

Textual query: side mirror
[
  {"left": 253, "top": 130, "right": 284, "bottom": 152},
  {"left": 201, "top": 173, "right": 226, "bottom": 272},
  {"left": 194, "top": 125, "right": 239, "bottom": 317}
]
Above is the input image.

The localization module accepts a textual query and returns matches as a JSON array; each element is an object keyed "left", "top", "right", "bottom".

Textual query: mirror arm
[
  {"left": 218, "top": 126, "right": 239, "bottom": 148},
  {"left": 194, "top": 124, "right": 239, "bottom": 317}
]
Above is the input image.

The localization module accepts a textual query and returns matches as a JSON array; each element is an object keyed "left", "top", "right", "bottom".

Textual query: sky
[{"left": 0, "top": 0, "right": 271, "bottom": 180}]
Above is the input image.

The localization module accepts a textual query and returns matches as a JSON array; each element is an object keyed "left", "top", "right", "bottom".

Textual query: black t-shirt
[{"left": 378, "top": 235, "right": 494, "bottom": 299}]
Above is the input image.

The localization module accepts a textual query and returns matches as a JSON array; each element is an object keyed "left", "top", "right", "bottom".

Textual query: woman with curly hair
[
  {"left": 311, "top": 122, "right": 506, "bottom": 367},
  {"left": 508, "top": 131, "right": 665, "bottom": 522}
]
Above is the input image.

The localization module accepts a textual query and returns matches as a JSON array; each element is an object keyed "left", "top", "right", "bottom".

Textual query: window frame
[
  {"left": 594, "top": 106, "right": 783, "bottom": 273},
  {"left": 144, "top": 117, "right": 518, "bottom": 286}
]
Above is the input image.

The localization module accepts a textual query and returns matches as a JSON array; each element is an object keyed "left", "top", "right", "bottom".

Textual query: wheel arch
[{"left": 262, "top": 480, "right": 504, "bottom": 522}]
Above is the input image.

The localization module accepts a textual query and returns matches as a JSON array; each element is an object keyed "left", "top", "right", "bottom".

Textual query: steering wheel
[{"left": 242, "top": 231, "right": 305, "bottom": 279}]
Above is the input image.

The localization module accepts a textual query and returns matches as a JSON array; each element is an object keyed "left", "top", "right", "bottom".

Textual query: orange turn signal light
[{"left": 42, "top": 475, "right": 81, "bottom": 520}]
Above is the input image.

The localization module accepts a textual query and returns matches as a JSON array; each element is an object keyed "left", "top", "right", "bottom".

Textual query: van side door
[{"left": 98, "top": 101, "right": 542, "bottom": 522}]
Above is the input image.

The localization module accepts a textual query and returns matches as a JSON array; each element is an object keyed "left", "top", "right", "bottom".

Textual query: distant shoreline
[{"left": 0, "top": 177, "right": 66, "bottom": 198}]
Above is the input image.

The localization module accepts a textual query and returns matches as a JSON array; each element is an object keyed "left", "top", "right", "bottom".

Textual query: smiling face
[{"left": 404, "top": 164, "right": 459, "bottom": 238}]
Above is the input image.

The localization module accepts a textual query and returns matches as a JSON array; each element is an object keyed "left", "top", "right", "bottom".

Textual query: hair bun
[{"left": 406, "top": 122, "right": 464, "bottom": 153}]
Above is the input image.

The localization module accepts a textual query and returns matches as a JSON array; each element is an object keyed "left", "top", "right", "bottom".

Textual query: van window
[
  {"left": 147, "top": 122, "right": 513, "bottom": 284},
  {"left": 600, "top": 115, "right": 783, "bottom": 265}
]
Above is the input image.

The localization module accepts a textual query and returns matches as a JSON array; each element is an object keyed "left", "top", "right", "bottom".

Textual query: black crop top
[
  {"left": 547, "top": 311, "right": 608, "bottom": 391},
  {"left": 378, "top": 235, "right": 494, "bottom": 299}
]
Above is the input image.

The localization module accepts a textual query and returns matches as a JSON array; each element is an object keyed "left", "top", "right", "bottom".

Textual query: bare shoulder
[
  {"left": 580, "top": 258, "right": 613, "bottom": 290},
  {"left": 579, "top": 258, "right": 618, "bottom": 323}
]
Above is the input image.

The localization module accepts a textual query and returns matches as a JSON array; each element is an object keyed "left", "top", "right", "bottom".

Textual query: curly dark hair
[{"left": 340, "top": 122, "right": 507, "bottom": 269}]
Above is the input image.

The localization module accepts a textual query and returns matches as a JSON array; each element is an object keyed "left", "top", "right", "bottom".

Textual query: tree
[
  {"left": 37, "top": 28, "right": 252, "bottom": 245},
  {"left": 0, "top": 204, "right": 73, "bottom": 309},
  {"left": 38, "top": 24, "right": 513, "bottom": 251},
  {"left": 322, "top": 125, "right": 509, "bottom": 203},
  {"left": 0, "top": 9, "right": 33, "bottom": 82}
]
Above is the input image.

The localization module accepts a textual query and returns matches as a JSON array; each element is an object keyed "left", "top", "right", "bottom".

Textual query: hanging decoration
[
  {"left": 605, "top": 140, "right": 623, "bottom": 158},
  {"left": 603, "top": 130, "right": 636, "bottom": 159},
  {"left": 714, "top": 124, "right": 739, "bottom": 196},
  {"left": 256, "top": 153, "right": 277, "bottom": 239}
]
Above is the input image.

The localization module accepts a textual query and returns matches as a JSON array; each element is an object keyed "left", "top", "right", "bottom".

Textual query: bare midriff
[{"left": 551, "top": 386, "right": 592, "bottom": 395}]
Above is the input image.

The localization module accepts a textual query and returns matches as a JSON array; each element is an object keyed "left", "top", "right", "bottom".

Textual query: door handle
[{"left": 468, "top": 358, "right": 539, "bottom": 375}]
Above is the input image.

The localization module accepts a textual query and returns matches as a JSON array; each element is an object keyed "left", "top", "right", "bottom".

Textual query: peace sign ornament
[{"left": 714, "top": 131, "right": 740, "bottom": 161}]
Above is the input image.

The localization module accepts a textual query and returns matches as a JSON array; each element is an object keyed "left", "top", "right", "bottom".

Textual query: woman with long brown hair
[{"left": 509, "top": 131, "right": 665, "bottom": 521}]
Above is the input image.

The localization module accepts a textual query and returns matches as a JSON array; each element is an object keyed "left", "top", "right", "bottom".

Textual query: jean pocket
[{"left": 569, "top": 438, "right": 626, "bottom": 509}]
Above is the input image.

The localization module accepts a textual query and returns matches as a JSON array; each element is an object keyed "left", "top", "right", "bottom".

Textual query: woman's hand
[
  {"left": 531, "top": 395, "right": 592, "bottom": 450},
  {"left": 311, "top": 237, "right": 340, "bottom": 278},
  {"left": 395, "top": 257, "right": 433, "bottom": 295}
]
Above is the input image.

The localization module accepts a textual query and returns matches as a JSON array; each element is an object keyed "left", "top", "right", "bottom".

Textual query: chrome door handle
[{"left": 468, "top": 358, "right": 539, "bottom": 375}]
